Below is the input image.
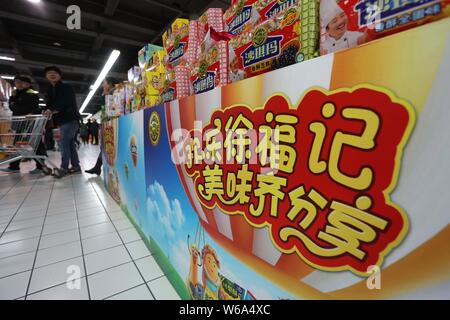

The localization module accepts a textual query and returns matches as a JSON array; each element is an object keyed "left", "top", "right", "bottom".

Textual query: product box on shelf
[
  {"left": 198, "top": 8, "right": 225, "bottom": 41},
  {"left": 160, "top": 65, "right": 191, "bottom": 103},
  {"left": 165, "top": 20, "right": 201, "bottom": 70},
  {"left": 224, "top": 0, "right": 300, "bottom": 35},
  {"left": 319, "top": 0, "right": 450, "bottom": 54},
  {"left": 112, "top": 83, "right": 125, "bottom": 116},
  {"left": 138, "top": 44, "right": 163, "bottom": 69},
  {"left": 133, "top": 82, "right": 146, "bottom": 112},
  {"left": 104, "top": 94, "right": 114, "bottom": 117},
  {"left": 148, "top": 50, "right": 166, "bottom": 74},
  {"left": 229, "top": 3, "right": 319, "bottom": 81},
  {"left": 191, "top": 29, "right": 229, "bottom": 95},
  {"left": 127, "top": 66, "right": 141, "bottom": 83},
  {"left": 124, "top": 81, "right": 133, "bottom": 114},
  {"left": 163, "top": 18, "right": 190, "bottom": 49}
]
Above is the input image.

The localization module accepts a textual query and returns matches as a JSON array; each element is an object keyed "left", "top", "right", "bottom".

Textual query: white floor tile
[
  {"left": 0, "top": 237, "right": 39, "bottom": 259},
  {"left": 125, "top": 241, "right": 151, "bottom": 260},
  {"left": 6, "top": 217, "right": 45, "bottom": 233},
  {"left": 0, "top": 226, "right": 42, "bottom": 244},
  {"left": 0, "top": 271, "right": 31, "bottom": 299},
  {"left": 135, "top": 256, "right": 164, "bottom": 282},
  {"left": 29, "top": 256, "right": 85, "bottom": 294},
  {"left": 77, "top": 207, "right": 106, "bottom": 218},
  {"left": 113, "top": 218, "right": 134, "bottom": 231},
  {"left": 0, "top": 251, "right": 35, "bottom": 278},
  {"left": 42, "top": 219, "right": 78, "bottom": 235},
  {"left": 35, "top": 241, "right": 82, "bottom": 268},
  {"left": 147, "top": 277, "right": 180, "bottom": 300},
  {"left": 119, "top": 228, "right": 141, "bottom": 243},
  {"left": 88, "top": 262, "right": 143, "bottom": 300},
  {"left": 44, "top": 212, "right": 77, "bottom": 224},
  {"left": 82, "top": 232, "right": 122, "bottom": 255},
  {"left": 78, "top": 213, "right": 109, "bottom": 228},
  {"left": 106, "top": 284, "right": 154, "bottom": 300},
  {"left": 27, "top": 277, "right": 89, "bottom": 300},
  {"left": 39, "top": 229, "right": 80, "bottom": 250},
  {"left": 107, "top": 211, "right": 127, "bottom": 221},
  {"left": 80, "top": 221, "right": 116, "bottom": 239},
  {"left": 85, "top": 245, "right": 130, "bottom": 275}
]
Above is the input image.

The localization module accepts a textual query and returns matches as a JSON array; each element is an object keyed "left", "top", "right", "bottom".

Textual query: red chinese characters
[{"left": 183, "top": 86, "right": 415, "bottom": 274}]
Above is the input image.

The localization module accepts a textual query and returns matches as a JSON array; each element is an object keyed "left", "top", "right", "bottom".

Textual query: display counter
[{"left": 101, "top": 19, "right": 450, "bottom": 300}]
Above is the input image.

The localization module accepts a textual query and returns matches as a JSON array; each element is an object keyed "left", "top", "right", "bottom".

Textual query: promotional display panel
[{"left": 103, "top": 19, "right": 450, "bottom": 299}]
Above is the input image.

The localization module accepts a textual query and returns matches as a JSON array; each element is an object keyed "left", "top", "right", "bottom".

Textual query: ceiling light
[
  {"left": 39, "top": 103, "right": 46, "bottom": 107},
  {"left": 53, "top": 42, "right": 62, "bottom": 47},
  {"left": 39, "top": 98, "right": 44, "bottom": 101},
  {"left": 79, "top": 49, "right": 120, "bottom": 114},
  {"left": 0, "top": 56, "right": 15, "bottom": 61},
  {"left": 1, "top": 75, "right": 15, "bottom": 80},
  {"left": 27, "top": 0, "right": 41, "bottom": 3}
]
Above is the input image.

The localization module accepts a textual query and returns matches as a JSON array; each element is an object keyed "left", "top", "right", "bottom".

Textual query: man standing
[
  {"left": 0, "top": 75, "right": 48, "bottom": 174},
  {"left": 43, "top": 66, "right": 81, "bottom": 178}
]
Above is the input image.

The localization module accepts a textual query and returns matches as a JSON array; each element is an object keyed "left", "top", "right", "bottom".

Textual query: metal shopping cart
[{"left": 0, "top": 115, "right": 56, "bottom": 175}]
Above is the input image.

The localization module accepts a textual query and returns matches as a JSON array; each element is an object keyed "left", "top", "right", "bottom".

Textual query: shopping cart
[{"left": 0, "top": 115, "right": 56, "bottom": 175}]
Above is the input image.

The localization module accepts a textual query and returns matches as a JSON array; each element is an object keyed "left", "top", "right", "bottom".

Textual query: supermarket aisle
[{"left": 0, "top": 145, "right": 180, "bottom": 300}]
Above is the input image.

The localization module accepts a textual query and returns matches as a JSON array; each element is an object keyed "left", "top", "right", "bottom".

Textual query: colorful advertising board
[{"left": 102, "top": 19, "right": 450, "bottom": 299}]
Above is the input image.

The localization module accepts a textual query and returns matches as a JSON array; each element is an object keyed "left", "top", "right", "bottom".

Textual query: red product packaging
[
  {"left": 166, "top": 21, "right": 201, "bottom": 70},
  {"left": 191, "top": 29, "right": 230, "bottom": 94},
  {"left": 224, "top": 0, "right": 300, "bottom": 35},
  {"left": 160, "top": 65, "right": 192, "bottom": 103},
  {"left": 199, "top": 8, "right": 225, "bottom": 37},
  {"left": 320, "top": 0, "right": 450, "bottom": 55},
  {"left": 229, "top": 4, "right": 319, "bottom": 81}
]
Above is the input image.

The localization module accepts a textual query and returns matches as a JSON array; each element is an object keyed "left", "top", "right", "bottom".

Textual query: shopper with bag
[
  {"left": 0, "top": 75, "right": 48, "bottom": 174},
  {"left": 43, "top": 66, "right": 81, "bottom": 179}
]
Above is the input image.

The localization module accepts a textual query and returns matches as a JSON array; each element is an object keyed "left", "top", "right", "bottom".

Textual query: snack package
[
  {"left": 105, "top": 94, "right": 114, "bottom": 118},
  {"left": 160, "top": 65, "right": 192, "bottom": 103},
  {"left": 124, "top": 81, "right": 133, "bottom": 114},
  {"left": 133, "top": 82, "right": 146, "bottom": 112},
  {"left": 198, "top": 8, "right": 225, "bottom": 41},
  {"left": 128, "top": 66, "right": 141, "bottom": 83},
  {"left": 229, "top": 3, "right": 319, "bottom": 81},
  {"left": 113, "top": 84, "right": 125, "bottom": 116},
  {"left": 320, "top": 0, "right": 450, "bottom": 55},
  {"left": 163, "top": 18, "right": 190, "bottom": 49},
  {"left": 165, "top": 20, "right": 201, "bottom": 70},
  {"left": 191, "top": 29, "right": 229, "bottom": 94},
  {"left": 148, "top": 50, "right": 166, "bottom": 74},
  {"left": 224, "top": 0, "right": 300, "bottom": 35},
  {"left": 138, "top": 44, "right": 163, "bottom": 68}
]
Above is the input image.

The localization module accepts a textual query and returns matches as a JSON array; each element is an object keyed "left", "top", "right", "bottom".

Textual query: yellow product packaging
[
  {"left": 163, "top": 18, "right": 190, "bottom": 49},
  {"left": 143, "top": 69, "right": 163, "bottom": 97},
  {"left": 144, "top": 95, "right": 161, "bottom": 108}
]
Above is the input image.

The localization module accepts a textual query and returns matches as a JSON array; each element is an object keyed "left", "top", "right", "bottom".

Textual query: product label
[
  {"left": 265, "top": 0, "right": 298, "bottom": 18},
  {"left": 227, "top": 5, "right": 253, "bottom": 35},
  {"left": 193, "top": 71, "right": 217, "bottom": 94},
  {"left": 161, "top": 87, "right": 175, "bottom": 103},
  {"left": 168, "top": 42, "right": 186, "bottom": 64},
  {"left": 242, "top": 35, "right": 283, "bottom": 68},
  {"left": 354, "top": 0, "right": 437, "bottom": 26}
]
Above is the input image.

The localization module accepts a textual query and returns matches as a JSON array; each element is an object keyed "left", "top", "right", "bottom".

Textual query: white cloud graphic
[
  {"left": 146, "top": 180, "right": 185, "bottom": 239},
  {"left": 170, "top": 240, "right": 190, "bottom": 282}
]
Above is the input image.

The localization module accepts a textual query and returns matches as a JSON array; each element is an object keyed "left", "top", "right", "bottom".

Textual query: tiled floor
[{"left": 0, "top": 145, "right": 180, "bottom": 300}]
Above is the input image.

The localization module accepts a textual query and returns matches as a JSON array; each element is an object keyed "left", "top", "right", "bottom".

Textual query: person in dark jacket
[
  {"left": 43, "top": 66, "right": 81, "bottom": 178},
  {"left": 0, "top": 75, "right": 48, "bottom": 174}
]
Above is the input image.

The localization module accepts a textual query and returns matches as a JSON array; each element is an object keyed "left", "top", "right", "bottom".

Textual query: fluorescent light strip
[
  {"left": 79, "top": 49, "right": 120, "bottom": 114},
  {"left": 1, "top": 75, "right": 15, "bottom": 80},
  {"left": 0, "top": 56, "right": 15, "bottom": 61}
]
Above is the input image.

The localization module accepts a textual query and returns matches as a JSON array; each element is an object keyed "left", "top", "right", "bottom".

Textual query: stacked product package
[
  {"left": 142, "top": 49, "right": 166, "bottom": 107},
  {"left": 160, "top": 19, "right": 199, "bottom": 102},
  {"left": 228, "top": 0, "right": 320, "bottom": 82},
  {"left": 191, "top": 8, "right": 230, "bottom": 95}
]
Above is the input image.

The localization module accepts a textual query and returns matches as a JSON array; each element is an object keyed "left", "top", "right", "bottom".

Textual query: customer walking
[
  {"left": 91, "top": 119, "right": 99, "bottom": 145},
  {"left": 43, "top": 66, "right": 81, "bottom": 178},
  {"left": 79, "top": 121, "right": 89, "bottom": 145},
  {"left": 86, "top": 119, "right": 93, "bottom": 144},
  {"left": 85, "top": 77, "right": 116, "bottom": 175},
  {"left": 0, "top": 75, "right": 48, "bottom": 174}
]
